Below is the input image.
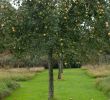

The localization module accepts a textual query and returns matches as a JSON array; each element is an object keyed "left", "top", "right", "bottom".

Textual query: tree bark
[
  {"left": 48, "top": 48, "right": 54, "bottom": 100},
  {"left": 58, "top": 60, "right": 62, "bottom": 79},
  {"left": 58, "top": 52, "right": 63, "bottom": 79},
  {"left": 60, "top": 52, "right": 63, "bottom": 73}
]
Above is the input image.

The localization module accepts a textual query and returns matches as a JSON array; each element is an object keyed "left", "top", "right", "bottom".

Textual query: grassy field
[
  {"left": 0, "top": 67, "right": 44, "bottom": 99},
  {"left": 83, "top": 65, "right": 110, "bottom": 98},
  {"left": 5, "top": 69, "right": 108, "bottom": 100}
]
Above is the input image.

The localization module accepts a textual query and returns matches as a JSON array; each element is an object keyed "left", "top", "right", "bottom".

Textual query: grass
[
  {"left": 84, "top": 65, "right": 110, "bottom": 98},
  {"left": 5, "top": 69, "right": 108, "bottom": 100},
  {"left": 0, "top": 67, "right": 44, "bottom": 99},
  {"left": 96, "top": 76, "right": 110, "bottom": 98},
  {"left": 0, "top": 80, "right": 19, "bottom": 100},
  {"left": 82, "top": 65, "right": 110, "bottom": 78},
  {"left": 0, "top": 68, "right": 44, "bottom": 80}
]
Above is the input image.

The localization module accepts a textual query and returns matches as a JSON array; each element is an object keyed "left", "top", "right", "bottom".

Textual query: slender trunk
[
  {"left": 60, "top": 52, "right": 63, "bottom": 73},
  {"left": 61, "top": 61, "right": 63, "bottom": 73},
  {"left": 58, "top": 60, "right": 62, "bottom": 79},
  {"left": 58, "top": 52, "right": 63, "bottom": 79},
  {"left": 48, "top": 48, "right": 54, "bottom": 100}
]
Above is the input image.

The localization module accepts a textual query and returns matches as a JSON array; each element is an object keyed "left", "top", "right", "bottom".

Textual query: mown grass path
[{"left": 5, "top": 69, "right": 108, "bottom": 100}]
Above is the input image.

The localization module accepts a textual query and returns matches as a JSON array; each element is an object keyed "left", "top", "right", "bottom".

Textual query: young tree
[
  {"left": 10, "top": 0, "right": 59, "bottom": 99},
  {"left": 2, "top": 0, "right": 110, "bottom": 100}
]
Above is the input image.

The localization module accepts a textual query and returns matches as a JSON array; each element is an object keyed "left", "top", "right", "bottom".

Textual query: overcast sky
[{"left": 10, "top": 0, "right": 22, "bottom": 9}]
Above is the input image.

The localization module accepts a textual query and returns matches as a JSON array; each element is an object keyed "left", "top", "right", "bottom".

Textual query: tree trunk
[
  {"left": 58, "top": 52, "right": 63, "bottom": 79},
  {"left": 58, "top": 60, "right": 62, "bottom": 79},
  {"left": 48, "top": 48, "right": 54, "bottom": 100},
  {"left": 60, "top": 52, "right": 63, "bottom": 73}
]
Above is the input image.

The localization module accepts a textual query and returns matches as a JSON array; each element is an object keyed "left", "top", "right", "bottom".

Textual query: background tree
[{"left": 0, "top": 0, "right": 16, "bottom": 53}]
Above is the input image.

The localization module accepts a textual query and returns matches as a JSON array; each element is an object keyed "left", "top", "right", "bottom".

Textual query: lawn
[
  {"left": 5, "top": 69, "right": 108, "bottom": 100},
  {"left": 83, "top": 65, "right": 110, "bottom": 97},
  {"left": 0, "top": 68, "right": 44, "bottom": 99}
]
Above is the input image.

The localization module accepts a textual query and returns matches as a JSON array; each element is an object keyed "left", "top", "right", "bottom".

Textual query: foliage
[
  {"left": 1, "top": 0, "right": 110, "bottom": 65},
  {"left": 0, "top": 0, "right": 16, "bottom": 53}
]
